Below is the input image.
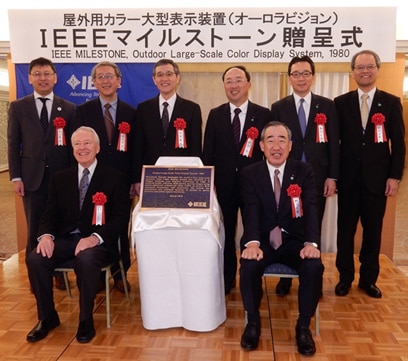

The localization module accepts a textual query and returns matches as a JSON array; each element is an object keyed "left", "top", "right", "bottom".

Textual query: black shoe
[
  {"left": 240, "top": 322, "right": 260, "bottom": 351},
  {"left": 358, "top": 282, "right": 382, "bottom": 298},
  {"left": 276, "top": 278, "right": 292, "bottom": 296},
  {"left": 26, "top": 311, "right": 60, "bottom": 342},
  {"left": 296, "top": 326, "right": 316, "bottom": 356},
  {"left": 76, "top": 317, "right": 96, "bottom": 343},
  {"left": 335, "top": 282, "right": 351, "bottom": 296}
]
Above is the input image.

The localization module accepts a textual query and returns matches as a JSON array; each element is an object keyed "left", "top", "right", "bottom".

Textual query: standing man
[
  {"left": 134, "top": 58, "right": 202, "bottom": 194},
  {"left": 26, "top": 126, "right": 129, "bottom": 343},
  {"left": 239, "top": 121, "right": 323, "bottom": 356},
  {"left": 8, "top": 57, "right": 76, "bottom": 290},
  {"left": 334, "top": 50, "right": 405, "bottom": 299},
  {"left": 202, "top": 65, "right": 272, "bottom": 295},
  {"left": 75, "top": 61, "right": 137, "bottom": 293},
  {"left": 270, "top": 55, "right": 339, "bottom": 295}
]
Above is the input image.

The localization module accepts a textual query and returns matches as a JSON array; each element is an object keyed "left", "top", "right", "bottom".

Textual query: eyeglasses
[
  {"left": 353, "top": 65, "right": 377, "bottom": 72},
  {"left": 289, "top": 71, "right": 313, "bottom": 79},
  {"left": 30, "top": 72, "right": 55, "bottom": 79},
  {"left": 224, "top": 79, "right": 247, "bottom": 85},
  {"left": 155, "top": 71, "right": 176, "bottom": 78},
  {"left": 95, "top": 74, "right": 117, "bottom": 81}
]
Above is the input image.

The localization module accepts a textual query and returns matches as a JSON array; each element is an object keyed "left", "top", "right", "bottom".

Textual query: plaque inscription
[{"left": 140, "top": 166, "right": 214, "bottom": 209}]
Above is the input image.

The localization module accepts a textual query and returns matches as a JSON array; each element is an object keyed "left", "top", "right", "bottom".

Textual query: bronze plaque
[{"left": 140, "top": 166, "right": 214, "bottom": 209}]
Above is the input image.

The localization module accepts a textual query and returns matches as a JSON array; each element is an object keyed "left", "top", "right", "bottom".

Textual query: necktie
[
  {"left": 232, "top": 108, "right": 241, "bottom": 145},
  {"left": 79, "top": 168, "right": 90, "bottom": 209},
  {"left": 270, "top": 169, "right": 282, "bottom": 250},
  {"left": 298, "top": 98, "right": 307, "bottom": 137},
  {"left": 39, "top": 97, "right": 49, "bottom": 133},
  {"left": 162, "top": 102, "right": 169, "bottom": 134},
  {"left": 298, "top": 99, "right": 307, "bottom": 161},
  {"left": 104, "top": 103, "right": 115, "bottom": 144},
  {"left": 361, "top": 93, "right": 369, "bottom": 129}
]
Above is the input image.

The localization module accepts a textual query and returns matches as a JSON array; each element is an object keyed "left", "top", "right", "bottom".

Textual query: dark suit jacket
[
  {"left": 334, "top": 89, "right": 405, "bottom": 194},
  {"left": 37, "top": 162, "right": 130, "bottom": 256},
  {"left": 75, "top": 97, "right": 138, "bottom": 185},
  {"left": 8, "top": 94, "right": 76, "bottom": 191},
  {"left": 240, "top": 159, "right": 319, "bottom": 250},
  {"left": 202, "top": 101, "right": 272, "bottom": 204},
  {"left": 271, "top": 93, "right": 339, "bottom": 192},
  {"left": 134, "top": 94, "right": 202, "bottom": 182}
]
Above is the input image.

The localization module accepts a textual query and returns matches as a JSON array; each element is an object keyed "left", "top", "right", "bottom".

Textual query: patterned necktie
[
  {"left": 361, "top": 93, "right": 369, "bottom": 129},
  {"left": 232, "top": 108, "right": 241, "bottom": 145},
  {"left": 298, "top": 99, "right": 307, "bottom": 161},
  {"left": 104, "top": 103, "right": 115, "bottom": 144},
  {"left": 162, "top": 102, "right": 169, "bottom": 134},
  {"left": 270, "top": 169, "right": 282, "bottom": 249},
  {"left": 79, "top": 168, "right": 90, "bottom": 209},
  {"left": 39, "top": 97, "right": 49, "bottom": 133}
]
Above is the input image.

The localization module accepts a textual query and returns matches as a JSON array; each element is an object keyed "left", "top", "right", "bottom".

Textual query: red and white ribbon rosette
[
  {"left": 287, "top": 184, "right": 303, "bottom": 218},
  {"left": 174, "top": 118, "right": 187, "bottom": 148},
  {"left": 53, "top": 117, "right": 67, "bottom": 146},
  {"left": 371, "top": 113, "right": 387, "bottom": 143},
  {"left": 92, "top": 192, "right": 107, "bottom": 225},
  {"left": 240, "top": 127, "right": 259, "bottom": 157},
  {"left": 117, "top": 122, "right": 130, "bottom": 152},
  {"left": 314, "top": 113, "right": 328, "bottom": 143}
]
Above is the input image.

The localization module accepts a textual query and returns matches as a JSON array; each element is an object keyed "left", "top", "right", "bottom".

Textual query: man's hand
[
  {"left": 134, "top": 182, "right": 141, "bottom": 196},
  {"left": 129, "top": 183, "right": 138, "bottom": 199},
  {"left": 323, "top": 178, "right": 336, "bottom": 197},
  {"left": 385, "top": 178, "right": 400, "bottom": 196},
  {"left": 37, "top": 235, "right": 55, "bottom": 258},
  {"left": 74, "top": 235, "right": 100, "bottom": 256},
  {"left": 241, "top": 242, "right": 263, "bottom": 261},
  {"left": 13, "top": 180, "right": 25, "bottom": 197},
  {"left": 300, "top": 244, "right": 320, "bottom": 259}
]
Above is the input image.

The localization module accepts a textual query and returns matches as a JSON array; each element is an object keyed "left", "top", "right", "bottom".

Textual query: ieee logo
[{"left": 66, "top": 75, "right": 96, "bottom": 90}]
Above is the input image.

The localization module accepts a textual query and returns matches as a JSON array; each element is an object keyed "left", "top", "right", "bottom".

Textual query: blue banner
[{"left": 15, "top": 63, "right": 158, "bottom": 107}]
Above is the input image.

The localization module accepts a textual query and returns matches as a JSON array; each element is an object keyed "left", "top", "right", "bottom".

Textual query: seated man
[
  {"left": 26, "top": 126, "right": 130, "bottom": 343},
  {"left": 239, "top": 121, "right": 324, "bottom": 356}
]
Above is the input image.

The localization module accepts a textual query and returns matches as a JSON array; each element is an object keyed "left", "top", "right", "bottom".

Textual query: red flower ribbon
[
  {"left": 53, "top": 117, "right": 66, "bottom": 146},
  {"left": 117, "top": 121, "right": 130, "bottom": 152},
  {"left": 240, "top": 127, "right": 259, "bottom": 157},
  {"left": 287, "top": 184, "right": 303, "bottom": 218},
  {"left": 371, "top": 113, "right": 387, "bottom": 143},
  {"left": 314, "top": 113, "right": 328, "bottom": 143},
  {"left": 174, "top": 118, "right": 187, "bottom": 148},
  {"left": 92, "top": 192, "right": 107, "bottom": 225}
]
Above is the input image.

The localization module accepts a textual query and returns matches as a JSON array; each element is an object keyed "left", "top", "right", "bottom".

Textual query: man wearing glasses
[
  {"left": 74, "top": 61, "right": 137, "bottom": 293},
  {"left": 334, "top": 50, "right": 405, "bottom": 299},
  {"left": 8, "top": 57, "right": 76, "bottom": 290},
  {"left": 270, "top": 55, "right": 339, "bottom": 296},
  {"left": 202, "top": 65, "right": 272, "bottom": 295},
  {"left": 134, "top": 58, "right": 203, "bottom": 195}
]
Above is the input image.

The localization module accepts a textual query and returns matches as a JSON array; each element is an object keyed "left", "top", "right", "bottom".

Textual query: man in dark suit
[
  {"left": 7, "top": 57, "right": 76, "bottom": 289},
  {"left": 202, "top": 65, "right": 272, "bottom": 295},
  {"left": 239, "top": 121, "right": 323, "bottom": 356},
  {"left": 26, "top": 126, "right": 129, "bottom": 344},
  {"left": 334, "top": 50, "right": 405, "bottom": 299},
  {"left": 134, "top": 58, "right": 202, "bottom": 193},
  {"left": 75, "top": 61, "right": 136, "bottom": 293},
  {"left": 270, "top": 55, "right": 339, "bottom": 295}
]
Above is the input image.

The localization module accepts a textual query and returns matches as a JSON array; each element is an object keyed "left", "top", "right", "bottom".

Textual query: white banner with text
[{"left": 9, "top": 7, "right": 396, "bottom": 63}]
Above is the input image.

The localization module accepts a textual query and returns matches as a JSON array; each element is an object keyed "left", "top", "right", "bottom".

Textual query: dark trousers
[
  {"left": 27, "top": 234, "right": 113, "bottom": 321},
  {"left": 239, "top": 238, "right": 324, "bottom": 328},
  {"left": 22, "top": 169, "right": 50, "bottom": 263},
  {"left": 336, "top": 182, "right": 387, "bottom": 285}
]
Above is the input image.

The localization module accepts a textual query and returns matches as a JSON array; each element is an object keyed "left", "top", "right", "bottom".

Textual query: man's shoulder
[
  {"left": 54, "top": 95, "right": 76, "bottom": 108},
  {"left": 176, "top": 94, "right": 200, "bottom": 108},
  {"left": 248, "top": 100, "right": 270, "bottom": 113},
  {"left": 77, "top": 98, "right": 99, "bottom": 110}
]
